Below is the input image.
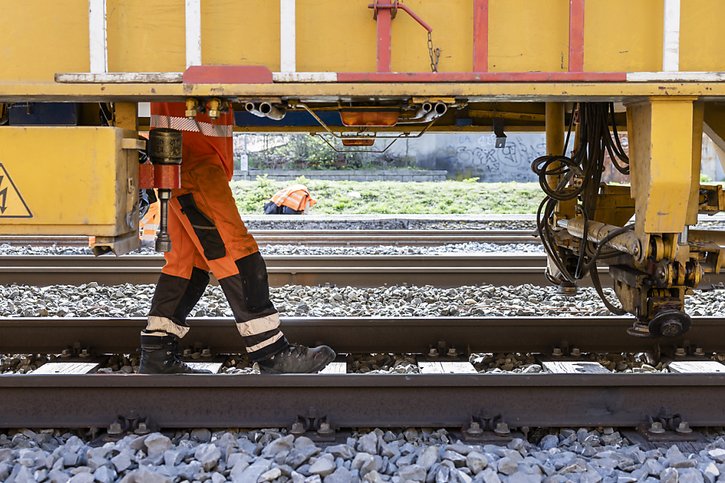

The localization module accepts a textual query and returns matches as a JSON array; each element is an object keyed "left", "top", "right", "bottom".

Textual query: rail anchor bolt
[
  {"left": 135, "top": 422, "right": 151, "bottom": 435},
  {"left": 494, "top": 422, "right": 510, "bottom": 436},
  {"left": 648, "top": 422, "right": 666, "bottom": 434},
  {"left": 465, "top": 421, "right": 484, "bottom": 436},
  {"left": 107, "top": 422, "right": 123, "bottom": 436},
  {"left": 290, "top": 421, "right": 306, "bottom": 436},
  {"left": 676, "top": 421, "right": 693, "bottom": 434},
  {"left": 317, "top": 422, "right": 334, "bottom": 437}
]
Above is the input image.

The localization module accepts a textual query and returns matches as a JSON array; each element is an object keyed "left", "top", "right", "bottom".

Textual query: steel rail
[
  {"left": 3, "top": 254, "right": 725, "bottom": 288},
  {"left": 0, "top": 254, "right": 552, "bottom": 287},
  {"left": 2, "top": 316, "right": 725, "bottom": 354},
  {"left": 0, "top": 229, "right": 536, "bottom": 247},
  {"left": 2, "top": 373, "right": 725, "bottom": 429}
]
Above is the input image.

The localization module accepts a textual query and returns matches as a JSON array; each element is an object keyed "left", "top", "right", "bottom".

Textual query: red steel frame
[
  {"left": 375, "top": 5, "right": 393, "bottom": 72},
  {"left": 473, "top": 0, "right": 489, "bottom": 72},
  {"left": 568, "top": 0, "right": 585, "bottom": 72}
]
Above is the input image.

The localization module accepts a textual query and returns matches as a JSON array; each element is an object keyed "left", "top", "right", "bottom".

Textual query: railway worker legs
[{"left": 139, "top": 161, "right": 335, "bottom": 374}]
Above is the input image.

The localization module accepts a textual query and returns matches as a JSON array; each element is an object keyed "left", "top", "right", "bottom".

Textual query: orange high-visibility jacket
[
  {"left": 271, "top": 184, "right": 317, "bottom": 212},
  {"left": 150, "top": 102, "right": 235, "bottom": 180}
]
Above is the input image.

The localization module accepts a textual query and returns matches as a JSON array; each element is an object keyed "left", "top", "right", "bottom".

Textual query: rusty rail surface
[
  {"left": 2, "top": 316, "right": 724, "bottom": 355},
  {"left": 3, "top": 254, "right": 725, "bottom": 288},
  {"left": 0, "top": 229, "right": 536, "bottom": 248},
  {"left": 2, "top": 373, "right": 725, "bottom": 429},
  {"left": 3, "top": 316, "right": 725, "bottom": 429},
  {"left": 0, "top": 253, "right": 549, "bottom": 287}
]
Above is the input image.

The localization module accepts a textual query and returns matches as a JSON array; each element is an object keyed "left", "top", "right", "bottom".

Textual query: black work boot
[
  {"left": 138, "top": 334, "right": 212, "bottom": 374},
  {"left": 258, "top": 344, "right": 336, "bottom": 374}
]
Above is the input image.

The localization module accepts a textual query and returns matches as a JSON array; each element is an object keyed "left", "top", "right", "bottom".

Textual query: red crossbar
[{"left": 336, "top": 72, "right": 626, "bottom": 82}]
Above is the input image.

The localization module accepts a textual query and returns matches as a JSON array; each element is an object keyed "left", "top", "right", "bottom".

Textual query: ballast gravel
[
  {"left": 0, "top": 283, "right": 722, "bottom": 319},
  {"left": 0, "top": 242, "right": 543, "bottom": 257},
  {"left": 1, "top": 427, "right": 724, "bottom": 483}
]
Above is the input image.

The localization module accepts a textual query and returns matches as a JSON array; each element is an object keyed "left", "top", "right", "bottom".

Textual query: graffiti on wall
[{"left": 439, "top": 134, "right": 545, "bottom": 182}]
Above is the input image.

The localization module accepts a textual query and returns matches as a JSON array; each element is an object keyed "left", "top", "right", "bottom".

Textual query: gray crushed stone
[
  {"left": 2, "top": 212, "right": 723, "bottom": 256},
  {"left": 0, "top": 242, "right": 543, "bottom": 257},
  {"left": 0, "top": 283, "right": 721, "bottom": 319},
  {"left": 1, "top": 427, "right": 725, "bottom": 483}
]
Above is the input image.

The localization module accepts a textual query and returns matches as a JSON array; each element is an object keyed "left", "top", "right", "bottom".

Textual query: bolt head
[
  {"left": 467, "top": 422, "right": 484, "bottom": 435},
  {"left": 107, "top": 422, "right": 123, "bottom": 436},
  {"left": 676, "top": 422, "right": 693, "bottom": 434},
  {"left": 494, "top": 422, "right": 510, "bottom": 435}
]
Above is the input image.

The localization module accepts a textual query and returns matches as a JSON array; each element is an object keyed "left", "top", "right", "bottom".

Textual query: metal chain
[{"left": 427, "top": 31, "right": 440, "bottom": 72}]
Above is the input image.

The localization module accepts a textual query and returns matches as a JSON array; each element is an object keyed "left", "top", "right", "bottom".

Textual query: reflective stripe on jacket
[{"left": 150, "top": 102, "right": 235, "bottom": 180}]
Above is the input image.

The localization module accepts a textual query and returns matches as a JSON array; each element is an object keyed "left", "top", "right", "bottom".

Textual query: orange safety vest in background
[
  {"left": 140, "top": 201, "right": 160, "bottom": 243},
  {"left": 271, "top": 184, "right": 318, "bottom": 212},
  {"left": 150, "top": 102, "right": 235, "bottom": 180}
]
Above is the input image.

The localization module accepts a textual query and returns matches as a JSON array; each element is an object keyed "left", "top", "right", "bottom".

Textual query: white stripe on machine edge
[
  {"left": 627, "top": 72, "right": 725, "bottom": 82},
  {"left": 662, "top": 0, "right": 681, "bottom": 72},
  {"left": 272, "top": 72, "right": 338, "bottom": 82},
  {"left": 88, "top": 0, "right": 108, "bottom": 74},
  {"left": 280, "top": 0, "right": 297, "bottom": 73},
  {"left": 185, "top": 0, "right": 202, "bottom": 68}
]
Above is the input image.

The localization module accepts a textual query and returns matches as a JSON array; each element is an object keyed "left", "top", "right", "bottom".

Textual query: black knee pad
[{"left": 235, "top": 252, "right": 273, "bottom": 312}]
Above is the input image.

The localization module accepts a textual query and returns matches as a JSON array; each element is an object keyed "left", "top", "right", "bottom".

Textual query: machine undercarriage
[{"left": 2, "top": 0, "right": 725, "bottom": 338}]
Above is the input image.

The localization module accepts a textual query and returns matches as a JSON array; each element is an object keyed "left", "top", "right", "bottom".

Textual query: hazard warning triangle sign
[{"left": 0, "top": 163, "right": 32, "bottom": 218}]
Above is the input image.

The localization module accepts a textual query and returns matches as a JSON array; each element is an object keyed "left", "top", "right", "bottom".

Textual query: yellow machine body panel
[
  {"left": 0, "top": 127, "right": 137, "bottom": 236},
  {"left": 3, "top": 0, "right": 725, "bottom": 82},
  {"left": 583, "top": 0, "right": 663, "bottom": 72},
  {"left": 488, "top": 0, "right": 569, "bottom": 72},
  {"left": 0, "top": 1, "right": 723, "bottom": 330}
]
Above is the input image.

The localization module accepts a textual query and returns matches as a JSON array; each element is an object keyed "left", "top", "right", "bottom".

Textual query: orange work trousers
[{"left": 145, "top": 158, "right": 288, "bottom": 361}]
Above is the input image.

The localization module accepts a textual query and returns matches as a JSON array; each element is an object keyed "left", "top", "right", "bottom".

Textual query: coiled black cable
[{"left": 531, "top": 102, "right": 632, "bottom": 312}]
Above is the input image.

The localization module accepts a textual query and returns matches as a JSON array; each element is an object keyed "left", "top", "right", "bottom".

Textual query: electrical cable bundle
[{"left": 530, "top": 103, "right": 631, "bottom": 314}]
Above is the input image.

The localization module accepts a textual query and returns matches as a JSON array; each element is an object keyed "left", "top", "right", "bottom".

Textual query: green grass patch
[{"left": 231, "top": 177, "right": 542, "bottom": 215}]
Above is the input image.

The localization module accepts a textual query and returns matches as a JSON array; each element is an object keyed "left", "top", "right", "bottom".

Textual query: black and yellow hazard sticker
[{"left": 0, "top": 163, "right": 32, "bottom": 218}]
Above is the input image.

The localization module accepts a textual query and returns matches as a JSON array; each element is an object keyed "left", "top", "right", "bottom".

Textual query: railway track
[
  {"left": 2, "top": 315, "right": 725, "bottom": 354},
  {"left": 4, "top": 254, "right": 725, "bottom": 288},
  {"left": 2, "top": 316, "right": 725, "bottom": 430},
  {"left": 0, "top": 229, "right": 537, "bottom": 248},
  {"left": 0, "top": 253, "right": 553, "bottom": 287}
]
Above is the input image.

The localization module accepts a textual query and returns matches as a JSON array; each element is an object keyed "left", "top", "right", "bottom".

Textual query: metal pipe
[
  {"left": 258, "top": 102, "right": 287, "bottom": 120},
  {"left": 411, "top": 102, "right": 433, "bottom": 120},
  {"left": 559, "top": 218, "right": 643, "bottom": 263},
  {"left": 422, "top": 102, "right": 447, "bottom": 122},
  {"left": 245, "top": 102, "right": 286, "bottom": 120},
  {"left": 397, "top": 102, "right": 447, "bottom": 125}
]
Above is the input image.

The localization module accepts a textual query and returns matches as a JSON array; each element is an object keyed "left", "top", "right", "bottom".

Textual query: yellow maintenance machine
[{"left": 1, "top": 0, "right": 725, "bottom": 338}]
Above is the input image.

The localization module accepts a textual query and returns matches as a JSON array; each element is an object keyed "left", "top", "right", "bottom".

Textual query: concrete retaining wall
[{"left": 234, "top": 169, "right": 448, "bottom": 182}]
